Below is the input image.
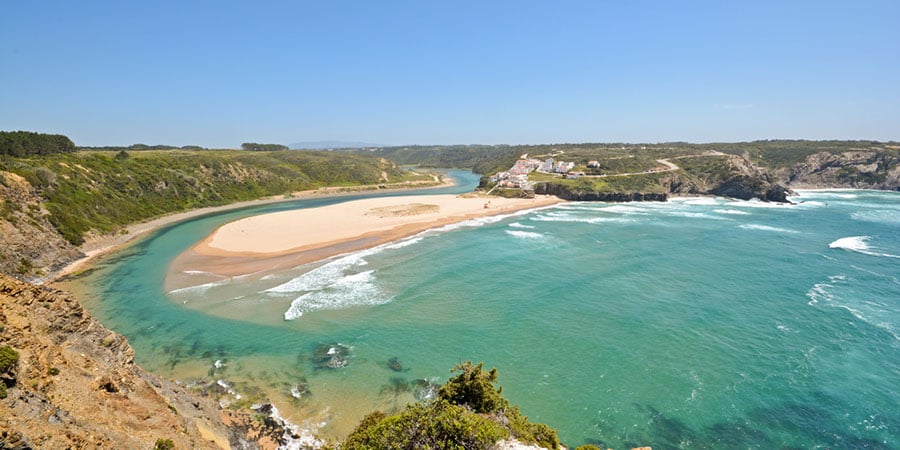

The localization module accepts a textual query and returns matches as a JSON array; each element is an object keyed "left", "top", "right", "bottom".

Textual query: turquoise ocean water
[{"left": 69, "top": 171, "right": 898, "bottom": 448}]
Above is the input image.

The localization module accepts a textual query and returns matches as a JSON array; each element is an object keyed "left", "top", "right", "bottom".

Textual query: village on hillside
[
  {"left": 488, "top": 150, "right": 723, "bottom": 191},
  {"left": 488, "top": 154, "right": 584, "bottom": 190}
]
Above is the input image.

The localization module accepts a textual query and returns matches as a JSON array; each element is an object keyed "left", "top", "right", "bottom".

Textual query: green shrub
[
  {"left": 0, "top": 382, "right": 7, "bottom": 399},
  {"left": 47, "top": 367, "right": 60, "bottom": 376},
  {"left": 343, "top": 362, "right": 561, "bottom": 449},
  {"left": 153, "top": 438, "right": 175, "bottom": 450},
  {"left": 15, "top": 258, "right": 33, "bottom": 275},
  {"left": 504, "top": 405, "right": 560, "bottom": 449},
  {"left": 438, "top": 361, "right": 507, "bottom": 414},
  {"left": 0, "top": 346, "right": 19, "bottom": 373},
  {"left": 343, "top": 400, "right": 508, "bottom": 450}
]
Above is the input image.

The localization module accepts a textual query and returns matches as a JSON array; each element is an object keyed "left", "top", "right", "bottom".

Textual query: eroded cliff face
[
  {"left": 778, "top": 151, "right": 900, "bottom": 190},
  {"left": 532, "top": 184, "right": 668, "bottom": 202},
  {"left": 703, "top": 155, "right": 792, "bottom": 202},
  {"left": 0, "top": 172, "right": 82, "bottom": 281},
  {"left": 0, "top": 275, "right": 287, "bottom": 449}
]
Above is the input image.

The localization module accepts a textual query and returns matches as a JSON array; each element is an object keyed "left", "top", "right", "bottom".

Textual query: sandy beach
[
  {"left": 166, "top": 193, "right": 563, "bottom": 291},
  {"left": 46, "top": 177, "right": 451, "bottom": 284}
]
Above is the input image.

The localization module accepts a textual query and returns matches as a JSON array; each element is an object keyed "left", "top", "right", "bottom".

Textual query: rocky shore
[{"left": 0, "top": 274, "right": 298, "bottom": 449}]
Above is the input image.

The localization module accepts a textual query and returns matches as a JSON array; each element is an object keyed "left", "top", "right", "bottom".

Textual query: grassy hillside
[
  {"left": 358, "top": 140, "right": 899, "bottom": 194},
  {"left": 342, "top": 144, "right": 523, "bottom": 175},
  {"left": 0, "top": 149, "right": 425, "bottom": 245}
]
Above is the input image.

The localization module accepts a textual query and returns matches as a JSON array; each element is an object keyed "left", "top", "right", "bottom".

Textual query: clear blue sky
[{"left": 2, "top": 1, "right": 898, "bottom": 147}]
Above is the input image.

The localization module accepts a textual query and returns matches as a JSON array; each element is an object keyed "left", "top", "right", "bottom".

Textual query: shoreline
[
  {"left": 45, "top": 177, "right": 454, "bottom": 284},
  {"left": 166, "top": 193, "right": 564, "bottom": 291},
  {"left": 39, "top": 185, "right": 889, "bottom": 285}
]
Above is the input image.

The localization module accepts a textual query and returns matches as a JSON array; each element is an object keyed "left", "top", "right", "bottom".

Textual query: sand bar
[{"left": 166, "top": 194, "right": 563, "bottom": 291}]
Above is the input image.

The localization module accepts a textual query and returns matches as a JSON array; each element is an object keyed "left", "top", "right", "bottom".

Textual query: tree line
[
  {"left": 0, "top": 131, "right": 76, "bottom": 156},
  {"left": 241, "top": 142, "right": 288, "bottom": 151}
]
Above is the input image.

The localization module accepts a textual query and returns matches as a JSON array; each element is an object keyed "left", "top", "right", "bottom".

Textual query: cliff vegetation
[
  {"left": 0, "top": 133, "right": 439, "bottom": 279},
  {"left": 343, "top": 361, "right": 559, "bottom": 450}
]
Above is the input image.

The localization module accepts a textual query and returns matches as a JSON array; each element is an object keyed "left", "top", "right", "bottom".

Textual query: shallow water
[{"left": 68, "top": 181, "right": 899, "bottom": 448}]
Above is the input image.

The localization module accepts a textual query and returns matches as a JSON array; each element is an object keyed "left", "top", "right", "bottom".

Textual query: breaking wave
[
  {"left": 665, "top": 211, "right": 729, "bottom": 220},
  {"left": 714, "top": 209, "right": 751, "bottom": 216},
  {"left": 739, "top": 224, "right": 800, "bottom": 234},
  {"left": 168, "top": 280, "right": 226, "bottom": 296},
  {"left": 508, "top": 222, "right": 536, "bottom": 229},
  {"left": 851, "top": 209, "right": 900, "bottom": 225},
  {"left": 806, "top": 274, "right": 898, "bottom": 340},
  {"left": 829, "top": 236, "right": 900, "bottom": 259},
  {"left": 531, "top": 213, "right": 635, "bottom": 224},
  {"left": 505, "top": 230, "right": 545, "bottom": 240},
  {"left": 275, "top": 205, "right": 559, "bottom": 320},
  {"left": 282, "top": 270, "right": 391, "bottom": 320},
  {"left": 729, "top": 198, "right": 796, "bottom": 209}
]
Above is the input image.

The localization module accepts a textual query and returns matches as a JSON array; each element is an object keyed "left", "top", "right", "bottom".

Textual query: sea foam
[
  {"left": 508, "top": 222, "right": 536, "bottom": 229},
  {"left": 168, "top": 278, "right": 231, "bottom": 296},
  {"left": 505, "top": 230, "right": 545, "bottom": 240},
  {"left": 851, "top": 209, "right": 900, "bottom": 225},
  {"left": 729, "top": 198, "right": 796, "bottom": 209},
  {"left": 276, "top": 204, "right": 560, "bottom": 320},
  {"left": 829, "top": 236, "right": 900, "bottom": 259},
  {"left": 531, "top": 214, "right": 634, "bottom": 224},
  {"left": 739, "top": 224, "right": 800, "bottom": 234},
  {"left": 714, "top": 209, "right": 751, "bottom": 216},
  {"left": 283, "top": 270, "right": 391, "bottom": 320},
  {"left": 806, "top": 274, "right": 898, "bottom": 340}
]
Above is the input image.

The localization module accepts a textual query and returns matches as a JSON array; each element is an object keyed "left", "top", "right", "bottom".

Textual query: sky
[{"left": 2, "top": 1, "right": 898, "bottom": 147}]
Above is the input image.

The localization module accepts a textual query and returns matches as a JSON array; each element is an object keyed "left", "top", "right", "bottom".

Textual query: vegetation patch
[
  {"left": 0, "top": 346, "right": 19, "bottom": 373},
  {"left": 343, "top": 361, "right": 560, "bottom": 449}
]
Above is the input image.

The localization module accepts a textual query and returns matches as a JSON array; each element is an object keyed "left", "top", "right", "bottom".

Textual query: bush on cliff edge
[
  {"left": 0, "top": 346, "right": 20, "bottom": 399},
  {"left": 343, "top": 361, "right": 560, "bottom": 449}
]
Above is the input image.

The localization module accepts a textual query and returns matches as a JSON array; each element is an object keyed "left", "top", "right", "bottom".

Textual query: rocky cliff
[
  {"left": 670, "top": 155, "right": 792, "bottom": 202},
  {"left": 0, "top": 172, "right": 82, "bottom": 280},
  {"left": 533, "top": 183, "right": 668, "bottom": 202},
  {"left": 0, "top": 274, "right": 294, "bottom": 449},
  {"left": 777, "top": 151, "right": 900, "bottom": 190}
]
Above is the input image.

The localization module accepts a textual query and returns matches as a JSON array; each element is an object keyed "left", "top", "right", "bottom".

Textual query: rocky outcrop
[
  {"left": 762, "top": 184, "right": 792, "bottom": 202},
  {"left": 535, "top": 154, "right": 794, "bottom": 203},
  {"left": 0, "top": 172, "right": 82, "bottom": 281},
  {"left": 780, "top": 151, "right": 900, "bottom": 190},
  {"left": 534, "top": 183, "right": 668, "bottom": 202},
  {"left": 0, "top": 274, "right": 292, "bottom": 449},
  {"left": 702, "top": 155, "right": 792, "bottom": 201}
]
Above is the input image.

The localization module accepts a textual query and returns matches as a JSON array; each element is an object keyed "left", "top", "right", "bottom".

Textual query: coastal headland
[{"left": 166, "top": 193, "right": 563, "bottom": 292}]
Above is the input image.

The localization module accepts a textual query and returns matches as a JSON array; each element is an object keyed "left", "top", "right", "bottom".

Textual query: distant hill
[{"left": 289, "top": 140, "right": 381, "bottom": 150}]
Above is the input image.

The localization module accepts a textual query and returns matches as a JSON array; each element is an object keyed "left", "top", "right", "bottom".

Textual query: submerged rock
[
  {"left": 387, "top": 356, "right": 404, "bottom": 372},
  {"left": 381, "top": 377, "right": 412, "bottom": 395},
  {"left": 312, "top": 342, "right": 351, "bottom": 369},
  {"left": 412, "top": 378, "right": 441, "bottom": 402},
  {"left": 290, "top": 378, "right": 311, "bottom": 398}
]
